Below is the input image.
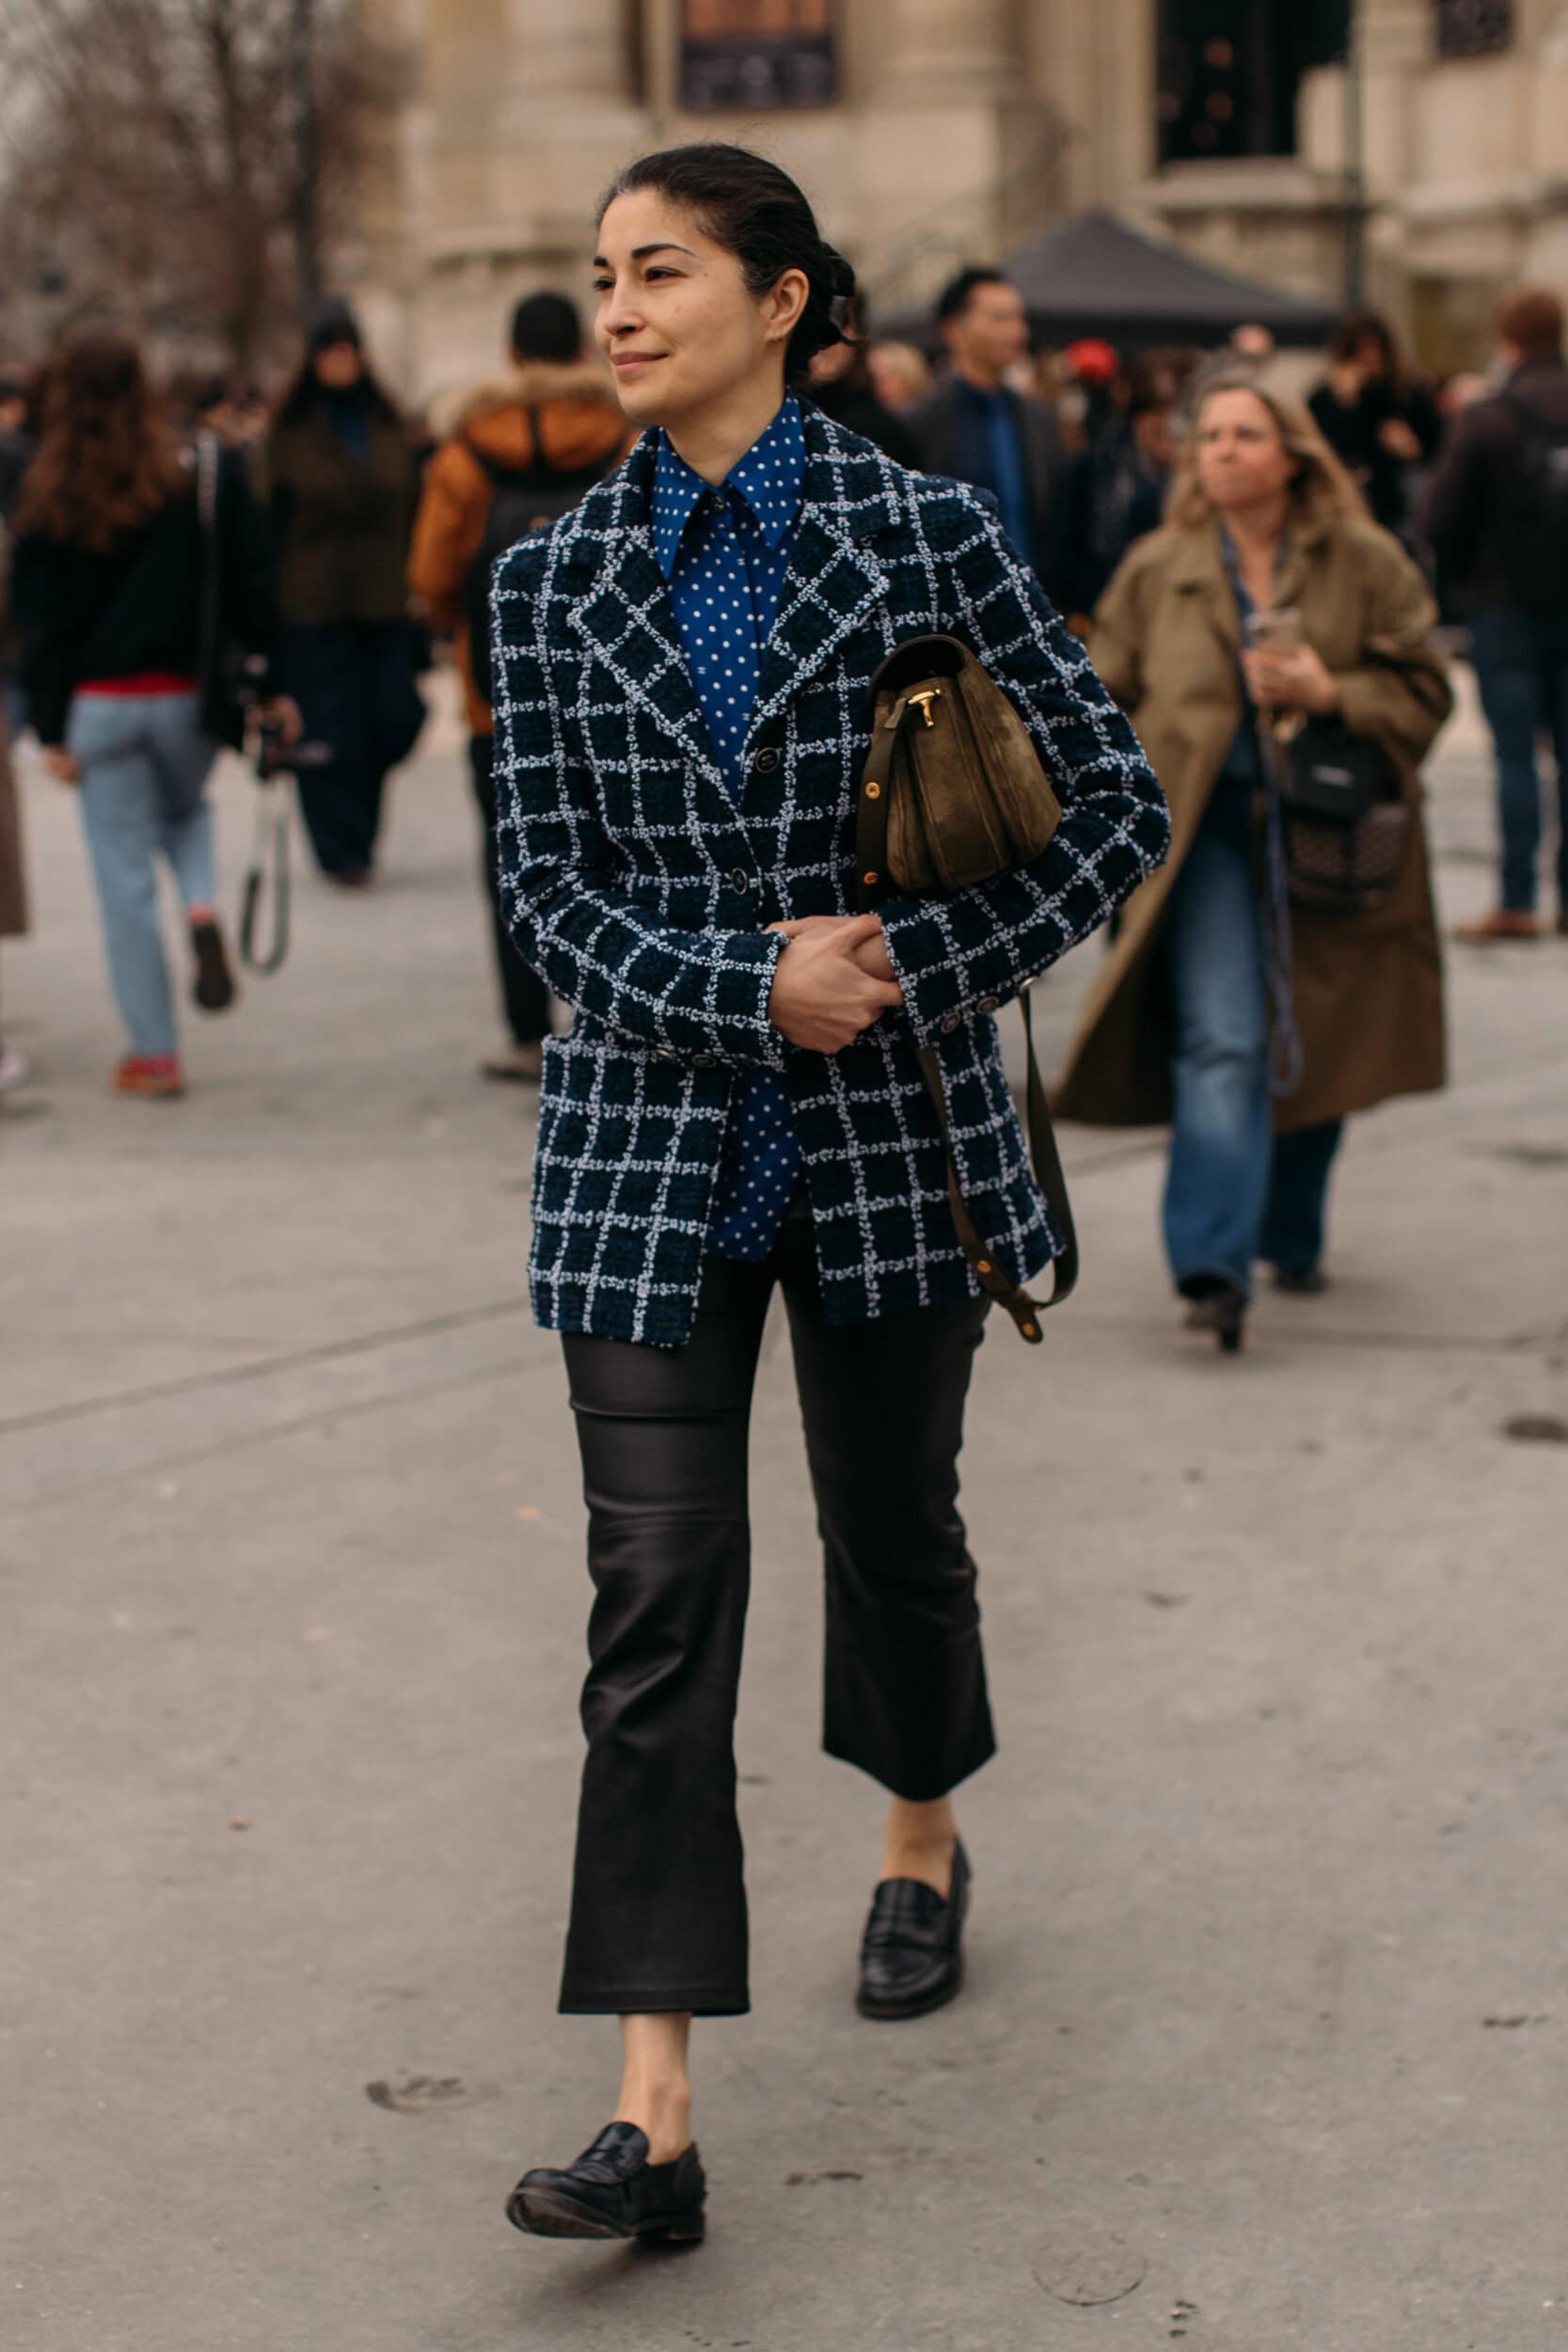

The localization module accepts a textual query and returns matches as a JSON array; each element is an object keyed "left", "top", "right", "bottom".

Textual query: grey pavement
[{"left": 3, "top": 673, "right": 1566, "bottom": 2352}]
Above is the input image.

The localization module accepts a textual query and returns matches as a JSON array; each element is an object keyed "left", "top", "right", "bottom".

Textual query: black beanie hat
[{"left": 307, "top": 297, "right": 363, "bottom": 356}]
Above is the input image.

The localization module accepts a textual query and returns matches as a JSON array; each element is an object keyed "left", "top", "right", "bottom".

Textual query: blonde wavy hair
[{"left": 1166, "top": 369, "right": 1367, "bottom": 534}]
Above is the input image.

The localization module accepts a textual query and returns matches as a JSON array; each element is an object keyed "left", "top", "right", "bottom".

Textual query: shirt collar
[{"left": 650, "top": 392, "right": 806, "bottom": 580}]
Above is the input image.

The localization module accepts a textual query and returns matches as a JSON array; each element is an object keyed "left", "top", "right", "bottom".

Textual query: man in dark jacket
[
  {"left": 1426, "top": 286, "right": 1568, "bottom": 940},
  {"left": 904, "top": 268, "right": 1064, "bottom": 577}
]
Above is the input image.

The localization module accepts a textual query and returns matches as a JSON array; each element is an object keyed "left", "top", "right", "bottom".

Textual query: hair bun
[{"left": 823, "top": 244, "right": 857, "bottom": 300}]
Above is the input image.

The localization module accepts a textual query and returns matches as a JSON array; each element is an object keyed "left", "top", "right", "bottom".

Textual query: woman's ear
[{"left": 764, "top": 267, "right": 810, "bottom": 348}]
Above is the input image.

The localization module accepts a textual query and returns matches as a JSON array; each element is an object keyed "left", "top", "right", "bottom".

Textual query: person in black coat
[
  {"left": 1044, "top": 350, "right": 1187, "bottom": 628},
  {"left": 804, "top": 297, "right": 923, "bottom": 467},
  {"left": 1308, "top": 310, "right": 1441, "bottom": 542},
  {"left": 904, "top": 267, "right": 1066, "bottom": 574},
  {"left": 263, "top": 301, "right": 424, "bottom": 885}
]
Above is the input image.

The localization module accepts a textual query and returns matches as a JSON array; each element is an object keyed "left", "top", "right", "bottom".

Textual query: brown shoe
[
  {"left": 1453, "top": 909, "right": 1541, "bottom": 943},
  {"left": 481, "top": 1040, "right": 545, "bottom": 1083},
  {"left": 189, "top": 915, "right": 237, "bottom": 1012}
]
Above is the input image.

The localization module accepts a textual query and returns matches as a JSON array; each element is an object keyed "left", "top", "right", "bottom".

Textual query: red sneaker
[{"left": 114, "top": 1054, "right": 184, "bottom": 1098}]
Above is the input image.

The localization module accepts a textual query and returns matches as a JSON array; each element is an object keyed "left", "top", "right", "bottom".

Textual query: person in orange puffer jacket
[{"left": 410, "top": 294, "right": 636, "bottom": 1080}]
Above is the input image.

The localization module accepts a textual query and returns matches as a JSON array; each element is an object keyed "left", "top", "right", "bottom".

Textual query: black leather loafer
[
  {"left": 505, "top": 2122, "right": 706, "bottom": 2245},
  {"left": 857, "top": 1839, "right": 971, "bottom": 2020}
]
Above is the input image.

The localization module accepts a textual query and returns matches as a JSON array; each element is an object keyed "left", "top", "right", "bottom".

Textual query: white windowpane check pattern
[{"left": 491, "top": 405, "right": 1170, "bottom": 1348}]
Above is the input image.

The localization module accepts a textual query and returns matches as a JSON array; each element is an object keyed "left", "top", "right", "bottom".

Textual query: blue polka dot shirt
[{"left": 651, "top": 394, "right": 806, "bottom": 1263}]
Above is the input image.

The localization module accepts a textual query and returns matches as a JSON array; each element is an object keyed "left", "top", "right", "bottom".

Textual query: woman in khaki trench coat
[{"left": 1055, "top": 372, "right": 1451, "bottom": 1349}]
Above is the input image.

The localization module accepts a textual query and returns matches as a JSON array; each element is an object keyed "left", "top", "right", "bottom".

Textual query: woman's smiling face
[{"left": 592, "top": 187, "right": 805, "bottom": 431}]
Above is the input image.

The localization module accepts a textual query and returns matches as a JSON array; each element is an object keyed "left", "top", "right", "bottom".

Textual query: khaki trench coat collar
[{"left": 1166, "top": 511, "right": 1334, "bottom": 654}]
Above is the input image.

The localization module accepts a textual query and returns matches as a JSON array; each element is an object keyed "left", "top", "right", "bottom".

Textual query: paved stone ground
[{"left": 3, "top": 673, "right": 1565, "bottom": 2352}]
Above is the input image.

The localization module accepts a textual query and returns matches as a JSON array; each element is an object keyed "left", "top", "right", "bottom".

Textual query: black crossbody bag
[{"left": 1275, "top": 715, "right": 1410, "bottom": 914}]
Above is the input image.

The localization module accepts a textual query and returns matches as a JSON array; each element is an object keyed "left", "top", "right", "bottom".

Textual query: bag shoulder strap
[
  {"left": 464, "top": 411, "right": 562, "bottom": 492},
  {"left": 857, "top": 687, "right": 1076, "bottom": 1341},
  {"left": 195, "top": 432, "right": 221, "bottom": 676}
]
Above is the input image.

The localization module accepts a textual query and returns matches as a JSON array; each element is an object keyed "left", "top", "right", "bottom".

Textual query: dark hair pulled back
[{"left": 597, "top": 143, "right": 855, "bottom": 384}]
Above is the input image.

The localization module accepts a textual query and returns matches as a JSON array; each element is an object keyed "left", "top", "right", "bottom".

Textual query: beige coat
[
  {"left": 0, "top": 713, "right": 26, "bottom": 939},
  {"left": 1054, "top": 512, "right": 1452, "bottom": 1133}
]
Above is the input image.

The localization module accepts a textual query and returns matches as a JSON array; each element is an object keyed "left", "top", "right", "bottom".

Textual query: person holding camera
[
  {"left": 11, "top": 332, "right": 295, "bottom": 1097},
  {"left": 1055, "top": 373, "right": 1450, "bottom": 1349}
]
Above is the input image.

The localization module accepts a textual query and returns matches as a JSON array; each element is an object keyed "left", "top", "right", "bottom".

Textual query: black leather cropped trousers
[{"left": 557, "top": 1196, "right": 994, "bottom": 2017}]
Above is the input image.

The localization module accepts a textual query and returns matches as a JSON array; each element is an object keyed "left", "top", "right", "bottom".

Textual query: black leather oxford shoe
[
  {"left": 857, "top": 1839, "right": 972, "bottom": 2020},
  {"left": 505, "top": 2122, "right": 706, "bottom": 2245}
]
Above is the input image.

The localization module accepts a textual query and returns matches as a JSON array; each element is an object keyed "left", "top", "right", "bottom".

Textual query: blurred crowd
[{"left": 1, "top": 256, "right": 1564, "bottom": 1342}]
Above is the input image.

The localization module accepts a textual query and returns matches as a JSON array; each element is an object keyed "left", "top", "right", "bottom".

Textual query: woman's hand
[
  {"left": 1243, "top": 642, "right": 1338, "bottom": 717},
  {"left": 849, "top": 923, "right": 897, "bottom": 985},
  {"left": 766, "top": 914, "right": 903, "bottom": 1053},
  {"left": 1378, "top": 415, "right": 1422, "bottom": 464},
  {"left": 42, "top": 747, "right": 79, "bottom": 784}
]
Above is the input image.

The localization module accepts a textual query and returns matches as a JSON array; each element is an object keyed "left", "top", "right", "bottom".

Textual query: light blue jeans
[{"left": 67, "top": 691, "right": 218, "bottom": 1059}]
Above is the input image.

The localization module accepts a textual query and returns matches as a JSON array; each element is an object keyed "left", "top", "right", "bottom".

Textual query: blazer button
[
  {"left": 751, "top": 746, "right": 781, "bottom": 776},
  {"left": 729, "top": 867, "right": 752, "bottom": 893},
  {"left": 976, "top": 994, "right": 999, "bottom": 1013},
  {"left": 940, "top": 1012, "right": 962, "bottom": 1036}
]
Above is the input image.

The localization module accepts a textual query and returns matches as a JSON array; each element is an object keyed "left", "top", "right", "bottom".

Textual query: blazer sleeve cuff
[{"left": 875, "top": 892, "right": 1016, "bottom": 1042}]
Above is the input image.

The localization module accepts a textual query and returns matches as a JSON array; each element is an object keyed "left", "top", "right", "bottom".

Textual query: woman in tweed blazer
[{"left": 493, "top": 147, "right": 1168, "bottom": 2249}]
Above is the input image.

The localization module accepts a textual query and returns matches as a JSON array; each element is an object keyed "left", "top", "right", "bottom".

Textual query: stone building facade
[
  {"left": 354, "top": 0, "right": 1152, "bottom": 401},
  {"left": 1153, "top": 0, "right": 1568, "bottom": 372},
  {"left": 355, "top": 0, "right": 1568, "bottom": 399}
]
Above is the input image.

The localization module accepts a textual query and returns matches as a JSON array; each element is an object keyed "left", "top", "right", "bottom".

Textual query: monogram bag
[
  {"left": 855, "top": 633, "right": 1074, "bottom": 1343},
  {"left": 1275, "top": 715, "right": 1411, "bottom": 915}
]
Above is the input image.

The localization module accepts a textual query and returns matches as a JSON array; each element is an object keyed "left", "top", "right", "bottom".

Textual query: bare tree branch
[{"left": 0, "top": 0, "right": 407, "bottom": 371}]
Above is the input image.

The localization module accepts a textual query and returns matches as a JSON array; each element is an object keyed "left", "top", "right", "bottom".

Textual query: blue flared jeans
[{"left": 1162, "top": 799, "right": 1343, "bottom": 1295}]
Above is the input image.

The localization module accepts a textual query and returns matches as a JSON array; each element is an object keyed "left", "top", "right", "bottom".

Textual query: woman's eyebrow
[{"left": 592, "top": 243, "right": 697, "bottom": 268}]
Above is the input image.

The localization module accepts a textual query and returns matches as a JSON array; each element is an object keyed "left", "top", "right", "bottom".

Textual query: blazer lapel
[
  {"left": 566, "top": 440, "right": 728, "bottom": 795},
  {"left": 747, "top": 412, "right": 896, "bottom": 755}
]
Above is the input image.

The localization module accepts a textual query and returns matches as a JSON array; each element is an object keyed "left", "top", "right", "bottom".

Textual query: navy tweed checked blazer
[{"left": 491, "top": 405, "right": 1168, "bottom": 1347}]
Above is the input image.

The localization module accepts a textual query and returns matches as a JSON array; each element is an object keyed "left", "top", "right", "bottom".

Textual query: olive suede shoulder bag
[{"left": 854, "top": 632, "right": 1075, "bottom": 1343}]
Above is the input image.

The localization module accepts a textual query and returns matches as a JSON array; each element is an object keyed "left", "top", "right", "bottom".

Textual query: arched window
[{"left": 1433, "top": 0, "right": 1512, "bottom": 57}]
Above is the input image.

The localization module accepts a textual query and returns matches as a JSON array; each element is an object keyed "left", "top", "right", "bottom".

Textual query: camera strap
[{"left": 240, "top": 768, "right": 291, "bottom": 976}]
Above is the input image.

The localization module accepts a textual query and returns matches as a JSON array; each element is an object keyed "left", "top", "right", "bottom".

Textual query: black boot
[
  {"left": 1182, "top": 1280, "right": 1247, "bottom": 1353},
  {"left": 506, "top": 2122, "right": 706, "bottom": 2245}
]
